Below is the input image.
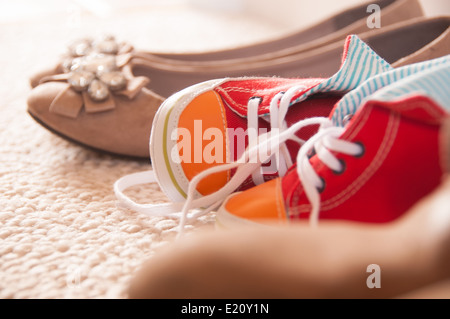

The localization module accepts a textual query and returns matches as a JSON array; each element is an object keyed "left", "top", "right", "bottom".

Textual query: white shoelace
[{"left": 247, "top": 85, "right": 306, "bottom": 185}]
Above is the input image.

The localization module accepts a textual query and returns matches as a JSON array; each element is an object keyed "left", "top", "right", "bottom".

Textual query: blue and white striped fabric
[
  {"left": 369, "top": 62, "right": 450, "bottom": 109},
  {"left": 289, "top": 35, "right": 393, "bottom": 106},
  {"left": 331, "top": 54, "right": 450, "bottom": 126}
]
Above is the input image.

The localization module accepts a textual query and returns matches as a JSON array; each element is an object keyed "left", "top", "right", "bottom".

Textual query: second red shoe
[{"left": 216, "top": 59, "right": 450, "bottom": 228}]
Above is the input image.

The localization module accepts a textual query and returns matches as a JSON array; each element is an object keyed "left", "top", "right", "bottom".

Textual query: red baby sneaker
[{"left": 215, "top": 62, "right": 450, "bottom": 228}]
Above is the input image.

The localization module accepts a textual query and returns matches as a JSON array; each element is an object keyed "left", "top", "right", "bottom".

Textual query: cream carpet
[{"left": 0, "top": 2, "right": 293, "bottom": 298}]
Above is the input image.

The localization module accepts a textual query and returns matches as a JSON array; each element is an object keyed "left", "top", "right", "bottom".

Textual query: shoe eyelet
[
  {"left": 342, "top": 114, "right": 354, "bottom": 126},
  {"left": 248, "top": 96, "right": 263, "bottom": 104},
  {"left": 354, "top": 141, "right": 366, "bottom": 158},
  {"left": 316, "top": 177, "right": 326, "bottom": 194},
  {"left": 332, "top": 159, "right": 346, "bottom": 175},
  {"left": 307, "top": 148, "right": 316, "bottom": 159}
]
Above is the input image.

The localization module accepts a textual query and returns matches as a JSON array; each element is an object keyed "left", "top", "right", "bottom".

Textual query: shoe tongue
[
  {"left": 330, "top": 55, "right": 450, "bottom": 127},
  {"left": 217, "top": 35, "right": 392, "bottom": 118}
]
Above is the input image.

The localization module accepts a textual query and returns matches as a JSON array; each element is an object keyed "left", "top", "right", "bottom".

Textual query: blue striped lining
[
  {"left": 331, "top": 54, "right": 450, "bottom": 126},
  {"left": 368, "top": 62, "right": 450, "bottom": 110},
  {"left": 289, "top": 35, "right": 392, "bottom": 106}
]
